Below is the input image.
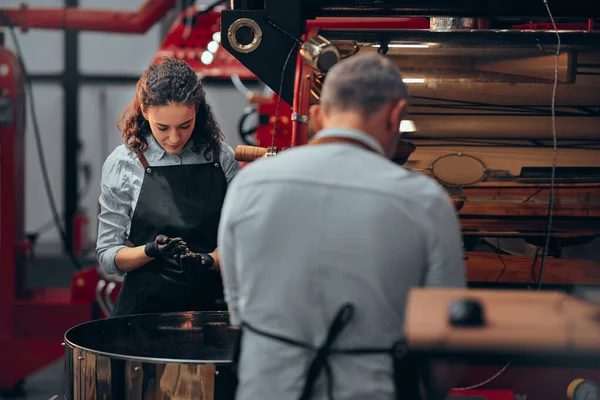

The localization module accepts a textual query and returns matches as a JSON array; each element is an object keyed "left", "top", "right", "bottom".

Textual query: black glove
[
  {"left": 175, "top": 251, "right": 214, "bottom": 270},
  {"left": 144, "top": 235, "right": 187, "bottom": 260}
]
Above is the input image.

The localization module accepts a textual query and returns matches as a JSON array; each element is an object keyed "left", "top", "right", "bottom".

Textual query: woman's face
[{"left": 143, "top": 103, "right": 196, "bottom": 154}]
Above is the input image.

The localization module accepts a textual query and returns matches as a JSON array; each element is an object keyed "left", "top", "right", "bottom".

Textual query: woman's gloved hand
[
  {"left": 144, "top": 234, "right": 187, "bottom": 260},
  {"left": 175, "top": 251, "right": 215, "bottom": 269}
]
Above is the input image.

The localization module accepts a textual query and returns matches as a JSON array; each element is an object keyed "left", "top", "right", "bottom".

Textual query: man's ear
[
  {"left": 389, "top": 99, "right": 408, "bottom": 131},
  {"left": 309, "top": 104, "right": 325, "bottom": 135}
]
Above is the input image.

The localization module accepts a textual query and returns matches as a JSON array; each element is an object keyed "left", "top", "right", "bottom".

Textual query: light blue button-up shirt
[
  {"left": 96, "top": 135, "right": 239, "bottom": 275},
  {"left": 218, "top": 127, "right": 466, "bottom": 400}
]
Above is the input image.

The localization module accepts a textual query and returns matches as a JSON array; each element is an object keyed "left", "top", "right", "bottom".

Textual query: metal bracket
[{"left": 292, "top": 112, "right": 309, "bottom": 124}]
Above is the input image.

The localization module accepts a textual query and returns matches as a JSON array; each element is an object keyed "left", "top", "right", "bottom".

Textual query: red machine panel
[
  {"left": 0, "top": 39, "right": 95, "bottom": 393},
  {"left": 153, "top": 6, "right": 257, "bottom": 80}
]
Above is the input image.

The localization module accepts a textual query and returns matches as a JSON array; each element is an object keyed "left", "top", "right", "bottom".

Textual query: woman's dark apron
[
  {"left": 112, "top": 145, "right": 228, "bottom": 317},
  {"left": 230, "top": 136, "right": 427, "bottom": 400}
]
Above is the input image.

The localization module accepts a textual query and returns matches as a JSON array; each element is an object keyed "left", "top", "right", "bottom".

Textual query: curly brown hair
[{"left": 118, "top": 57, "right": 223, "bottom": 157}]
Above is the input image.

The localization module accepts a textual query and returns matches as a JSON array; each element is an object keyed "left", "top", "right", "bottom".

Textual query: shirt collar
[
  {"left": 312, "top": 128, "right": 386, "bottom": 156},
  {"left": 145, "top": 134, "right": 195, "bottom": 161}
]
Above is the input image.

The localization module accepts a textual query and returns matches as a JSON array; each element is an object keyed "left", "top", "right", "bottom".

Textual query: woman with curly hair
[{"left": 96, "top": 58, "right": 239, "bottom": 316}]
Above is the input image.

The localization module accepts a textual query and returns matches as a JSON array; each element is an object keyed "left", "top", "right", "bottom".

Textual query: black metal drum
[{"left": 63, "top": 311, "right": 237, "bottom": 400}]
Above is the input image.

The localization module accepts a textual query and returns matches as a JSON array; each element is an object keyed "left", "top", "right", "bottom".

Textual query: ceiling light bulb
[
  {"left": 201, "top": 51, "right": 214, "bottom": 65},
  {"left": 402, "top": 78, "right": 425, "bottom": 83},
  {"left": 207, "top": 41, "right": 220, "bottom": 53},
  {"left": 400, "top": 120, "right": 417, "bottom": 133}
]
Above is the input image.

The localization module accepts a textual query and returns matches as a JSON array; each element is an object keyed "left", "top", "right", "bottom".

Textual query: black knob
[{"left": 449, "top": 298, "right": 485, "bottom": 327}]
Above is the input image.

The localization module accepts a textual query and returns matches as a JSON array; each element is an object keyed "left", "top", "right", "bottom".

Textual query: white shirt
[{"left": 218, "top": 127, "right": 466, "bottom": 400}]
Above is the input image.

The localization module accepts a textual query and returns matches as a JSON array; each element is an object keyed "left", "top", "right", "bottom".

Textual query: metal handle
[
  {"left": 105, "top": 282, "right": 117, "bottom": 314},
  {"left": 95, "top": 279, "right": 111, "bottom": 317}
]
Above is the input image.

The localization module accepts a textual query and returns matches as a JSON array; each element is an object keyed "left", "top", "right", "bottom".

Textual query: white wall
[{"left": 3, "top": 0, "right": 253, "bottom": 247}]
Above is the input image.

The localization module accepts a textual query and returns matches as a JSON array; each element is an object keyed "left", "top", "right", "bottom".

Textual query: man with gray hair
[{"left": 218, "top": 52, "right": 467, "bottom": 400}]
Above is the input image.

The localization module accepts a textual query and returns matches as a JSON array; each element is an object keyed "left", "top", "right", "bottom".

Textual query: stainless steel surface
[
  {"left": 63, "top": 311, "right": 237, "bottom": 400},
  {"left": 95, "top": 280, "right": 110, "bottom": 317},
  {"left": 314, "top": 30, "right": 600, "bottom": 140},
  {"left": 96, "top": 267, "right": 125, "bottom": 317},
  {"left": 430, "top": 17, "right": 475, "bottom": 30},
  {"left": 300, "top": 35, "right": 341, "bottom": 72},
  {"left": 104, "top": 282, "right": 117, "bottom": 313}
]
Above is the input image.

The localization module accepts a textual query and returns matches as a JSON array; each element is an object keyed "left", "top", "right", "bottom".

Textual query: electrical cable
[
  {"left": 263, "top": 15, "right": 303, "bottom": 46},
  {"left": 32, "top": 169, "right": 93, "bottom": 237},
  {"left": 536, "top": 0, "right": 561, "bottom": 290},
  {"left": 454, "top": 0, "right": 560, "bottom": 390},
  {"left": 231, "top": 73, "right": 252, "bottom": 98},
  {"left": 0, "top": 11, "right": 84, "bottom": 270},
  {"left": 494, "top": 238, "right": 508, "bottom": 282},
  {"left": 271, "top": 43, "right": 299, "bottom": 149}
]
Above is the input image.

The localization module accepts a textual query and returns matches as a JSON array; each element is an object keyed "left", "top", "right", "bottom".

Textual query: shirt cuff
[{"left": 99, "top": 245, "right": 128, "bottom": 276}]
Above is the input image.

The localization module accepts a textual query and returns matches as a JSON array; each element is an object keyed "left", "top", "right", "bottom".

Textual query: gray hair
[{"left": 320, "top": 52, "right": 410, "bottom": 115}]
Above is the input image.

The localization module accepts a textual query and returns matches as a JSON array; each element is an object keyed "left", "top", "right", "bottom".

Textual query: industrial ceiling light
[
  {"left": 402, "top": 78, "right": 425, "bottom": 83},
  {"left": 372, "top": 44, "right": 430, "bottom": 49},
  {"left": 400, "top": 120, "right": 417, "bottom": 133},
  {"left": 227, "top": 17, "right": 263, "bottom": 54},
  {"left": 300, "top": 35, "right": 341, "bottom": 73}
]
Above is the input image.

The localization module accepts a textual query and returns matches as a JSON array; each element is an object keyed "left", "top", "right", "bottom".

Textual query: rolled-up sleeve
[
  {"left": 218, "top": 178, "right": 242, "bottom": 325},
  {"left": 220, "top": 142, "right": 240, "bottom": 184},
  {"left": 424, "top": 187, "right": 467, "bottom": 288},
  {"left": 96, "top": 152, "right": 133, "bottom": 276}
]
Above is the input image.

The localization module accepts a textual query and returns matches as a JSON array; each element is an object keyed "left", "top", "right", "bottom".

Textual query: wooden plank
[
  {"left": 460, "top": 218, "right": 600, "bottom": 232},
  {"left": 405, "top": 289, "right": 600, "bottom": 354},
  {"left": 465, "top": 251, "right": 600, "bottom": 285},
  {"left": 405, "top": 145, "right": 600, "bottom": 177},
  {"left": 462, "top": 231, "right": 600, "bottom": 239},
  {"left": 458, "top": 201, "right": 600, "bottom": 217}
]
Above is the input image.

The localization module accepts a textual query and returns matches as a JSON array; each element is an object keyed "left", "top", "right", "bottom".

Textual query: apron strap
[
  {"left": 214, "top": 142, "right": 221, "bottom": 164},
  {"left": 133, "top": 147, "right": 150, "bottom": 170},
  {"left": 308, "top": 136, "right": 379, "bottom": 154},
  {"left": 232, "top": 304, "right": 423, "bottom": 400},
  {"left": 298, "top": 303, "right": 354, "bottom": 400},
  {"left": 391, "top": 341, "right": 424, "bottom": 400}
]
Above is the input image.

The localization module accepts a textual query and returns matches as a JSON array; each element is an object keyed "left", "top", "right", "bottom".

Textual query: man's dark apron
[
  {"left": 112, "top": 145, "right": 228, "bottom": 317},
  {"left": 229, "top": 136, "right": 427, "bottom": 400}
]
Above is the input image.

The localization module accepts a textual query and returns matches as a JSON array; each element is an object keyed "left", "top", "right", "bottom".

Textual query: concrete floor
[{"left": 0, "top": 360, "right": 64, "bottom": 400}]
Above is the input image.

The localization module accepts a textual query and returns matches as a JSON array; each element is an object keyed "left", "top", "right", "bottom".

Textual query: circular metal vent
[{"left": 430, "top": 153, "right": 488, "bottom": 186}]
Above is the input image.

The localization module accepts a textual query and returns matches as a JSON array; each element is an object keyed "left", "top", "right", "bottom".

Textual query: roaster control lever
[{"left": 448, "top": 298, "right": 485, "bottom": 327}]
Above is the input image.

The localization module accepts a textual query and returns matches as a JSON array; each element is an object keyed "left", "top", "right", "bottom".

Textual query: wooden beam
[{"left": 466, "top": 251, "right": 600, "bottom": 285}]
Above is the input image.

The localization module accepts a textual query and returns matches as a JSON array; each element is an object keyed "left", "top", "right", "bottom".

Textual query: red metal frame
[
  {"left": 0, "top": 0, "right": 175, "bottom": 34},
  {"left": 0, "top": 38, "right": 96, "bottom": 394}
]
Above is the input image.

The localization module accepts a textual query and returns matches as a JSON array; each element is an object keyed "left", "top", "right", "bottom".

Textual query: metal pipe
[
  {"left": 95, "top": 280, "right": 110, "bottom": 318},
  {"left": 0, "top": 0, "right": 175, "bottom": 34},
  {"left": 290, "top": 40, "right": 305, "bottom": 148},
  {"left": 325, "top": 30, "right": 600, "bottom": 49},
  {"left": 300, "top": 0, "right": 600, "bottom": 18},
  {"left": 104, "top": 282, "right": 116, "bottom": 314}
]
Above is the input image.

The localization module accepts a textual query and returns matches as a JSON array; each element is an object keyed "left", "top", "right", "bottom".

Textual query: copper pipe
[
  {"left": 0, "top": 0, "right": 175, "bottom": 34},
  {"left": 234, "top": 145, "right": 267, "bottom": 162}
]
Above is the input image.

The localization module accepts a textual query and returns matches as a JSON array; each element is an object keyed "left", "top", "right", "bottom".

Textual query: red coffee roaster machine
[{"left": 221, "top": 1, "right": 600, "bottom": 399}]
